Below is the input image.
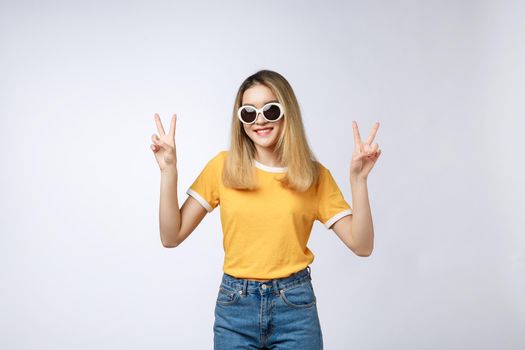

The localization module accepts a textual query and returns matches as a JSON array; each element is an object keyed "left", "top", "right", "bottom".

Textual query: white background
[{"left": 1, "top": 0, "right": 523, "bottom": 349}]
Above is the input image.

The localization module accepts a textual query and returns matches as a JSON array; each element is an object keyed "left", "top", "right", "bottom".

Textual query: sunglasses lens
[
  {"left": 240, "top": 106, "right": 257, "bottom": 123},
  {"left": 263, "top": 104, "right": 281, "bottom": 121}
]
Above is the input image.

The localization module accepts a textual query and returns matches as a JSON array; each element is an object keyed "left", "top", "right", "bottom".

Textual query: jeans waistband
[{"left": 220, "top": 265, "right": 312, "bottom": 296}]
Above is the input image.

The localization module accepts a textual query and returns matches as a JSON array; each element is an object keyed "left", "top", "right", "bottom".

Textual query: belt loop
[
  {"left": 272, "top": 279, "right": 280, "bottom": 296},
  {"left": 242, "top": 279, "right": 248, "bottom": 296},
  {"left": 307, "top": 265, "right": 311, "bottom": 279}
]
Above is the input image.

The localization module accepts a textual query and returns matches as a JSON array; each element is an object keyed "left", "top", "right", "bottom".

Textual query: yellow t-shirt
[{"left": 186, "top": 150, "right": 353, "bottom": 280}]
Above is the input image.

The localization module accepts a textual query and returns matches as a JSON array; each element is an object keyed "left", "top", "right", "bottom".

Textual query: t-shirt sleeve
[
  {"left": 186, "top": 151, "right": 223, "bottom": 213},
  {"left": 316, "top": 166, "right": 353, "bottom": 229}
]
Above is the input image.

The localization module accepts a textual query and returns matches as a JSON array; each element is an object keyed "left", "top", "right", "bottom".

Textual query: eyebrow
[{"left": 242, "top": 100, "right": 279, "bottom": 107}]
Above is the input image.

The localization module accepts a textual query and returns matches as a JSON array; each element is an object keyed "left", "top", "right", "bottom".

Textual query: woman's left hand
[{"left": 350, "top": 121, "right": 381, "bottom": 181}]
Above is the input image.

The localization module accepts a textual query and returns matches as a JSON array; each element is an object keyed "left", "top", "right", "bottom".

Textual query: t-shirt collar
[{"left": 253, "top": 159, "right": 288, "bottom": 173}]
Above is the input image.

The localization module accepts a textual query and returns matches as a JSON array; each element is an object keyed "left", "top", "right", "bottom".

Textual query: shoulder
[
  {"left": 206, "top": 150, "right": 227, "bottom": 160},
  {"left": 217, "top": 150, "right": 229, "bottom": 159},
  {"left": 205, "top": 150, "right": 228, "bottom": 168},
  {"left": 313, "top": 160, "right": 330, "bottom": 177},
  {"left": 214, "top": 150, "right": 228, "bottom": 163},
  {"left": 314, "top": 160, "right": 328, "bottom": 171},
  {"left": 312, "top": 161, "right": 339, "bottom": 188}
]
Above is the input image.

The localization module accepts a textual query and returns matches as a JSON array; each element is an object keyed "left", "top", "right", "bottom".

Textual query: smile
[{"left": 255, "top": 127, "right": 273, "bottom": 136}]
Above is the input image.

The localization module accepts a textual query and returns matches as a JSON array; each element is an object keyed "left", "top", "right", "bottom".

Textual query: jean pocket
[
  {"left": 279, "top": 281, "right": 317, "bottom": 308},
  {"left": 216, "top": 285, "right": 241, "bottom": 306}
]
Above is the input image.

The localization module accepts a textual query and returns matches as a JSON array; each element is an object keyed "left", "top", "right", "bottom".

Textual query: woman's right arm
[
  {"left": 158, "top": 169, "right": 180, "bottom": 247},
  {"left": 159, "top": 169, "right": 208, "bottom": 247},
  {"left": 152, "top": 113, "right": 208, "bottom": 248}
]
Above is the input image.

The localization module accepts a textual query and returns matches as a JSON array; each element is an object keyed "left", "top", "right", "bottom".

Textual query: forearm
[
  {"left": 159, "top": 169, "right": 181, "bottom": 247},
  {"left": 350, "top": 176, "right": 374, "bottom": 255}
]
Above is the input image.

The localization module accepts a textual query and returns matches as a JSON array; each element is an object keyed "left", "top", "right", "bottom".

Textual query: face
[{"left": 241, "top": 84, "right": 284, "bottom": 151}]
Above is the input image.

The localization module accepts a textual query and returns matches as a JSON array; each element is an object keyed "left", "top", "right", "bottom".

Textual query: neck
[{"left": 254, "top": 145, "right": 282, "bottom": 167}]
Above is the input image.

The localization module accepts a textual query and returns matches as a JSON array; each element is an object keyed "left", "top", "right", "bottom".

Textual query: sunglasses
[{"left": 237, "top": 102, "right": 284, "bottom": 125}]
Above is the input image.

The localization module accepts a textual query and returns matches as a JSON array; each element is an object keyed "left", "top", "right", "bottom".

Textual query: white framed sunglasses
[{"left": 237, "top": 102, "right": 284, "bottom": 125}]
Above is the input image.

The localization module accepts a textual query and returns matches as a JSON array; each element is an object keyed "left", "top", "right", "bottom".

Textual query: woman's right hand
[{"left": 151, "top": 113, "right": 177, "bottom": 173}]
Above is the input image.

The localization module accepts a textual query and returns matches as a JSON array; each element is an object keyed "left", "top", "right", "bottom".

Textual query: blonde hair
[{"left": 222, "top": 69, "right": 320, "bottom": 192}]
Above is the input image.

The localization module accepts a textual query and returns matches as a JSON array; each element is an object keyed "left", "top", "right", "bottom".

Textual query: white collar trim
[{"left": 253, "top": 159, "right": 288, "bottom": 173}]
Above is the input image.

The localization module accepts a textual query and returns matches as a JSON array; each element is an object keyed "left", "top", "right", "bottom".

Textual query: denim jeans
[{"left": 213, "top": 266, "right": 323, "bottom": 349}]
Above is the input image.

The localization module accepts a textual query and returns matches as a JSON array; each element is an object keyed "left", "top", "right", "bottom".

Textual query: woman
[{"left": 150, "top": 70, "right": 381, "bottom": 349}]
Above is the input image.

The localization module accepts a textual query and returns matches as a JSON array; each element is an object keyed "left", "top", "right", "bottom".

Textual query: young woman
[{"left": 150, "top": 70, "right": 381, "bottom": 349}]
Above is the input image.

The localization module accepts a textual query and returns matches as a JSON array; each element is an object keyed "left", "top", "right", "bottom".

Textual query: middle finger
[
  {"left": 168, "top": 114, "right": 177, "bottom": 140},
  {"left": 365, "top": 122, "right": 380, "bottom": 145}
]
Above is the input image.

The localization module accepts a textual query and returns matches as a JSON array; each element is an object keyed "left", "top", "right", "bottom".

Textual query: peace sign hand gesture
[
  {"left": 350, "top": 121, "right": 381, "bottom": 181},
  {"left": 151, "top": 113, "right": 178, "bottom": 173}
]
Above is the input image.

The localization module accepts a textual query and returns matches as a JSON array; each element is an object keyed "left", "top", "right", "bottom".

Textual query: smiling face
[{"left": 241, "top": 84, "right": 284, "bottom": 152}]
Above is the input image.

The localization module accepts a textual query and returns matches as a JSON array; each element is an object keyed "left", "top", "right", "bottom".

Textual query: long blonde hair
[{"left": 222, "top": 69, "right": 321, "bottom": 192}]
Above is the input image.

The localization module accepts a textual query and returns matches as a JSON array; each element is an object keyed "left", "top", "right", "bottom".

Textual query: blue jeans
[{"left": 213, "top": 266, "right": 323, "bottom": 349}]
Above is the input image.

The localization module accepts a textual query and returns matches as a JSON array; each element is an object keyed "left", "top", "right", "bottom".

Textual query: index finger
[
  {"left": 352, "top": 121, "right": 362, "bottom": 149},
  {"left": 365, "top": 122, "right": 380, "bottom": 145},
  {"left": 154, "top": 113, "right": 166, "bottom": 136},
  {"left": 168, "top": 113, "right": 177, "bottom": 140}
]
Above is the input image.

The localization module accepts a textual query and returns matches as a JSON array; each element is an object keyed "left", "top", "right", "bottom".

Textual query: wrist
[
  {"left": 161, "top": 166, "right": 178, "bottom": 177},
  {"left": 350, "top": 175, "right": 367, "bottom": 184}
]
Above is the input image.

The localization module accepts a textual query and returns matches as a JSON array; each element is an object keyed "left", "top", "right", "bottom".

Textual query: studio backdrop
[{"left": 1, "top": 0, "right": 523, "bottom": 349}]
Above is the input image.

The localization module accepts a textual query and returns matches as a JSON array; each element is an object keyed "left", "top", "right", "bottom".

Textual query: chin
[
  {"left": 253, "top": 138, "right": 277, "bottom": 149},
  {"left": 253, "top": 140, "right": 271, "bottom": 146}
]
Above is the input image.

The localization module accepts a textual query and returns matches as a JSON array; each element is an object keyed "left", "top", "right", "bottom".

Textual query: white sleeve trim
[
  {"left": 186, "top": 188, "right": 213, "bottom": 213},
  {"left": 324, "top": 209, "right": 353, "bottom": 229}
]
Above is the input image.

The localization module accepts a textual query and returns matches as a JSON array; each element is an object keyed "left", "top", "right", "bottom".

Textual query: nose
[{"left": 255, "top": 112, "right": 266, "bottom": 124}]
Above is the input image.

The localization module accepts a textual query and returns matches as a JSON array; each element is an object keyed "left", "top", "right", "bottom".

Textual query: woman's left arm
[
  {"left": 347, "top": 177, "right": 375, "bottom": 256},
  {"left": 331, "top": 121, "right": 381, "bottom": 256}
]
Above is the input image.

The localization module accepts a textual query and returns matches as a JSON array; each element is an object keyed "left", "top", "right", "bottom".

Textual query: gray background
[{"left": 1, "top": 0, "right": 523, "bottom": 349}]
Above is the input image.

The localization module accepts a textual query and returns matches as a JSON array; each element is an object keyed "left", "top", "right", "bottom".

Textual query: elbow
[
  {"left": 353, "top": 245, "right": 373, "bottom": 257},
  {"left": 160, "top": 225, "right": 182, "bottom": 248},
  {"left": 355, "top": 250, "right": 373, "bottom": 257},
  {"left": 160, "top": 233, "right": 180, "bottom": 248},
  {"left": 162, "top": 242, "right": 179, "bottom": 248}
]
